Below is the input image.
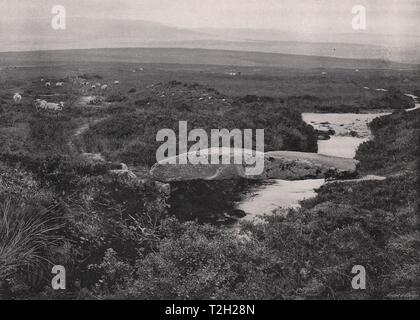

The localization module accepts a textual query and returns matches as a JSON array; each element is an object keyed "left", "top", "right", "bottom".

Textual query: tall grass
[{"left": 0, "top": 200, "right": 64, "bottom": 280}]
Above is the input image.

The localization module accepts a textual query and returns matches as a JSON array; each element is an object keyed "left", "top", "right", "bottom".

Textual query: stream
[{"left": 237, "top": 93, "right": 419, "bottom": 222}]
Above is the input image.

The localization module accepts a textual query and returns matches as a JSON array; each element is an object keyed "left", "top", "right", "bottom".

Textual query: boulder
[
  {"left": 81, "top": 153, "right": 106, "bottom": 164},
  {"left": 109, "top": 163, "right": 138, "bottom": 183},
  {"left": 109, "top": 169, "right": 138, "bottom": 183},
  {"left": 151, "top": 148, "right": 264, "bottom": 181},
  {"left": 150, "top": 148, "right": 359, "bottom": 182},
  {"left": 264, "top": 151, "right": 358, "bottom": 180}
]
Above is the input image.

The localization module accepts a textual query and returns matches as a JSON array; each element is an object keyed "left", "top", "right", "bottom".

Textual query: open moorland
[{"left": 0, "top": 48, "right": 418, "bottom": 299}]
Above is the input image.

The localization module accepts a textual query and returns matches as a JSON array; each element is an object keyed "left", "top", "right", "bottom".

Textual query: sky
[{"left": 0, "top": 0, "right": 418, "bottom": 34}]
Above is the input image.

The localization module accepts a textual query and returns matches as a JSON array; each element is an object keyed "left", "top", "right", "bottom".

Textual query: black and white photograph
[{"left": 0, "top": 0, "right": 419, "bottom": 303}]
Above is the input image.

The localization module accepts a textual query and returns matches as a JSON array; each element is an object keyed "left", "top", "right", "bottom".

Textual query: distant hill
[
  {"left": 0, "top": 18, "right": 209, "bottom": 51},
  {"left": 0, "top": 17, "right": 418, "bottom": 65},
  {"left": 192, "top": 28, "right": 420, "bottom": 64},
  {"left": 132, "top": 40, "right": 407, "bottom": 63},
  {"left": 195, "top": 27, "right": 420, "bottom": 46},
  {"left": 0, "top": 47, "right": 415, "bottom": 70}
]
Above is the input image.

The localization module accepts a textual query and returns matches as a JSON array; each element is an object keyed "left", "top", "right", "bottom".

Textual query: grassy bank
[{"left": 356, "top": 109, "right": 420, "bottom": 175}]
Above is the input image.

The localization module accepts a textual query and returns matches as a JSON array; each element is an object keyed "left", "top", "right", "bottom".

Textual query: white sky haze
[{"left": 0, "top": 0, "right": 418, "bottom": 34}]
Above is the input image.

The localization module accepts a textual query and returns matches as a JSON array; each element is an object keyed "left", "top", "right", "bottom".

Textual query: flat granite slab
[{"left": 150, "top": 148, "right": 359, "bottom": 182}]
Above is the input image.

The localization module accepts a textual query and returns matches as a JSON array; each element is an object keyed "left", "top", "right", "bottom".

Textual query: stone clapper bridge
[{"left": 150, "top": 147, "right": 359, "bottom": 182}]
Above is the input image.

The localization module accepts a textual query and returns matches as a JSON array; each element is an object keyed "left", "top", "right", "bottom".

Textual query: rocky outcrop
[
  {"left": 264, "top": 151, "right": 358, "bottom": 180},
  {"left": 107, "top": 162, "right": 171, "bottom": 196},
  {"left": 150, "top": 148, "right": 359, "bottom": 182},
  {"left": 109, "top": 163, "right": 138, "bottom": 183},
  {"left": 80, "top": 152, "right": 106, "bottom": 164}
]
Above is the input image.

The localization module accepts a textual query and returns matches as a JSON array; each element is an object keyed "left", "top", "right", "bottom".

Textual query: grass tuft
[{"left": 0, "top": 200, "right": 64, "bottom": 280}]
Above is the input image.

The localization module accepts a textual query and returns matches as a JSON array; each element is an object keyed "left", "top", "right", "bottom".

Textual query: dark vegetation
[
  {"left": 169, "top": 179, "right": 253, "bottom": 224},
  {"left": 82, "top": 81, "right": 318, "bottom": 166},
  {"left": 356, "top": 108, "right": 420, "bottom": 175},
  {"left": 0, "top": 60, "right": 418, "bottom": 299},
  {"left": 99, "top": 174, "right": 416, "bottom": 300},
  {"left": 366, "top": 87, "right": 414, "bottom": 110}
]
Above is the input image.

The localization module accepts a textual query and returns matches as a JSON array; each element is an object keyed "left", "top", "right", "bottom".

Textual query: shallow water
[
  {"left": 318, "top": 136, "right": 368, "bottom": 158},
  {"left": 302, "top": 112, "right": 390, "bottom": 138},
  {"left": 239, "top": 179, "right": 325, "bottom": 222},
  {"left": 236, "top": 111, "right": 389, "bottom": 221}
]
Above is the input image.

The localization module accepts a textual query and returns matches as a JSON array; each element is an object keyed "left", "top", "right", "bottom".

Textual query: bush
[
  {"left": 356, "top": 109, "right": 420, "bottom": 174},
  {"left": 367, "top": 88, "right": 414, "bottom": 110}
]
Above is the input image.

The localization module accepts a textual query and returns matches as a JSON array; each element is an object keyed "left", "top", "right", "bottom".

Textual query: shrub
[{"left": 367, "top": 88, "right": 414, "bottom": 110}]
